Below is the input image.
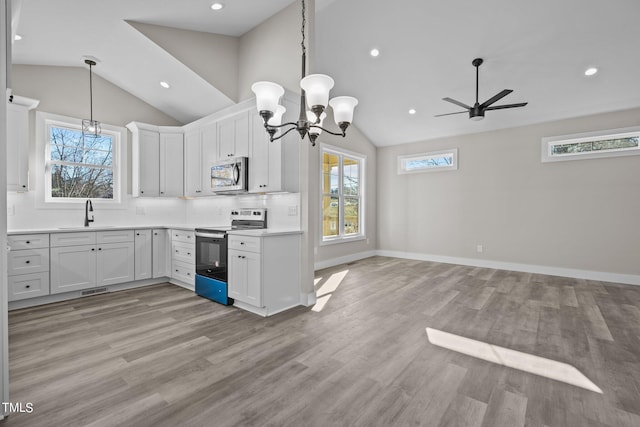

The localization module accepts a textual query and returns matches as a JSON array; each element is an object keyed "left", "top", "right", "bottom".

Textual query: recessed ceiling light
[
  {"left": 408, "top": 109, "right": 416, "bottom": 115},
  {"left": 14, "top": 34, "right": 22, "bottom": 41},
  {"left": 211, "top": 2, "right": 225, "bottom": 10},
  {"left": 160, "top": 81, "right": 170, "bottom": 89},
  {"left": 370, "top": 48, "right": 380, "bottom": 57},
  {"left": 584, "top": 67, "right": 598, "bottom": 76}
]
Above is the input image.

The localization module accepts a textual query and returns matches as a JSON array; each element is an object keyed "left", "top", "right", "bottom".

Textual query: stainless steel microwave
[{"left": 211, "top": 157, "right": 248, "bottom": 194}]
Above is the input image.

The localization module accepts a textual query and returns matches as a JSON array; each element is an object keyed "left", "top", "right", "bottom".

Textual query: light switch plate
[{"left": 288, "top": 206, "right": 298, "bottom": 216}]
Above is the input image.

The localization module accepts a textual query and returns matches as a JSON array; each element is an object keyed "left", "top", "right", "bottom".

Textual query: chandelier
[
  {"left": 82, "top": 58, "right": 101, "bottom": 137},
  {"left": 251, "top": 0, "right": 358, "bottom": 146}
]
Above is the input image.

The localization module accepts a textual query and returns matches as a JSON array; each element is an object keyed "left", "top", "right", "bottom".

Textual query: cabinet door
[
  {"left": 160, "top": 133, "right": 184, "bottom": 197},
  {"left": 184, "top": 129, "right": 203, "bottom": 196},
  {"left": 228, "top": 249, "right": 262, "bottom": 307},
  {"left": 249, "top": 113, "right": 283, "bottom": 192},
  {"left": 201, "top": 121, "right": 217, "bottom": 194},
  {"left": 97, "top": 242, "right": 135, "bottom": 287},
  {"left": 50, "top": 245, "right": 97, "bottom": 294},
  {"left": 152, "top": 229, "right": 169, "bottom": 278},
  {"left": 138, "top": 130, "right": 160, "bottom": 197},
  {"left": 134, "top": 229, "right": 152, "bottom": 280},
  {"left": 217, "top": 111, "right": 249, "bottom": 159},
  {"left": 6, "top": 103, "right": 29, "bottom": 191}
]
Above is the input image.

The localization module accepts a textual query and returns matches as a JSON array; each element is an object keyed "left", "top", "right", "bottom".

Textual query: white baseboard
[
  {"left": 376, "top": 250, "right": 640, "bottom": 286},
  {"left": 314, "top": 250, "right": 378, "bottom": 271},
  {"left": 300, "top": 292, "right": 316, "bottom": 307}
]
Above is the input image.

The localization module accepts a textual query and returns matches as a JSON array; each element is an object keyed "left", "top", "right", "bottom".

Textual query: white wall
[{"left": 377, "top": 107, "right": 640, "bottom": 279}]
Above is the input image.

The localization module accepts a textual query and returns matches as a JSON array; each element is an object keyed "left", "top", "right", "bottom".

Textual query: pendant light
[
  {"left": 251, "top": 0, "right": 358, "bottom": 146},
  {"left": 82, "top": 58, "right": 101, "bottom": 137}
]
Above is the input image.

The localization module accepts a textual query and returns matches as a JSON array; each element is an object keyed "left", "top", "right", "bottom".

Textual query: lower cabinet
[
  {"left": 170, "top": 229, "right": 195, "bottom": 287},
  {"left": 152, "top": 229, "right": 169, "bottom": 278},
  {"left": 227, "top": 233, "right": 301, "bottom": 316},
  {"left": 50, "top": 231, "right": 135, "bottom": 294},
  {"left": 7, "top": 233, "right": 50, "bottom": 301},
  {"left": 134, "top": 229, "right": 153, "bottom": 280}
]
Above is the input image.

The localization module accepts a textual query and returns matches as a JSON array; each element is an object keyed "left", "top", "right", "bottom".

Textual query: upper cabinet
[
  {"left": 217, "top": 110, "right": 249, "bottom": 159},
  {"left": 6, "top": 95, "right": 39, "bottom": 192},
  {"left": 127, "top": 122, "right": 183, "bottom": 198}
]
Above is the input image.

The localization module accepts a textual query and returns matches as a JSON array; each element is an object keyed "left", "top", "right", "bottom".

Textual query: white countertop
[{"left": 7, "top": 224, "right": 302, "bottom": 236}]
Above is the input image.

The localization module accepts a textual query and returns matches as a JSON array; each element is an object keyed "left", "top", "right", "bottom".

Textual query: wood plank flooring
[{"left": 2, "top": 256, "right": 640, "bottom": 426}]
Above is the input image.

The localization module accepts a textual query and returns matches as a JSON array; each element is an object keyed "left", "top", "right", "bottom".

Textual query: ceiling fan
[{"left": 436, "top": 58, "right": 528, "bottom": 121}]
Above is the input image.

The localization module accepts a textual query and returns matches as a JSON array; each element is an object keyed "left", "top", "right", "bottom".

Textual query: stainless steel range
[{"left": 194, "top": 209, "right": 267, "bottom": 305}]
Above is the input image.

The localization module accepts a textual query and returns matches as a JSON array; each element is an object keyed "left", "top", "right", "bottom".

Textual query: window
[
  {"left": 36, "top": 112, "right": 126, "bottom": 206},
  {"left": 541, "top": 127, "right": 640, "bottom": 162},
  {"left": 398, "top": 149, "right": 458, "bottom": 174},
  {"left": 321, "top": 145, "right": 365, "bottom": 243}
]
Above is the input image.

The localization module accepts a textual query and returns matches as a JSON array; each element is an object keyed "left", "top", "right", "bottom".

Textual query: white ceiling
[{"left": 12, "top": 0, "right": 640, "bottom": 146}]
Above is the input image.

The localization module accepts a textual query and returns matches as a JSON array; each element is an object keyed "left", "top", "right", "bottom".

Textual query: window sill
[{"left": 320, "top": 234, "right": 366, "bottom": 246}]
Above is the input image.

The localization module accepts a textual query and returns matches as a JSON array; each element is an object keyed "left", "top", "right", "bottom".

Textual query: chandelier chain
[{"left": 301, "top": 0, "right": 306, "bottom": 57}]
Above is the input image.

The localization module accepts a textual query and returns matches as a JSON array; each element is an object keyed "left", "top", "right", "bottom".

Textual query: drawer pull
[
  {"left": 91, "top": 248, "right": 95, "bottom": 251},
  {"left": 26, "top": 241, "right": 30, "bottom": 244},
  {"left": 98, "top": 248, "right": 102, "bottom": 251},
  {"left": 187, "top": 252, "right": 191, "bottom": 256},
  {"left": 25, "top": 260, "right": 30, "bottom": 264},
  {"left": 26, "top": 285, "right": 31, "bottom": 289},
  {"left": 240, "top": 242, "right": 245, "bottom": 245}
]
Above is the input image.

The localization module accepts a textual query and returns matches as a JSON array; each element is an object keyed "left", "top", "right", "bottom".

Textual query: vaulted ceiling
[{"left": 12, "top": 0, "right": 640, "bottom": 146}]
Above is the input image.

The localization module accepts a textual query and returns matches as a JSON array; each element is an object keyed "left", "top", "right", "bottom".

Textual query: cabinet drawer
[
  {"left": 8, "top": 248, "right": 50, "bottom": 276},
  {"left": 51, "top": 232, "right": 96, "bottom": 247},
  {"left": 8, "top": 234, "right": 49, "bottom": 250},
  {"left": 171, "top": 229, "right": 195, "bottom": 244},
  {"left": 8, "top": 272, "right": 50, "bottom": 301},
  {"left": 228, "top": 235, "right": 261, "bottom": 253},
  {"left": 97, "top": 229, "right": 134, "bottom": 244},
  {"left": 172, "top": 260, "right": 195, "bottom": 285},
  {"left": 172, "top": 241, "right": 195, "bottom": 264}
]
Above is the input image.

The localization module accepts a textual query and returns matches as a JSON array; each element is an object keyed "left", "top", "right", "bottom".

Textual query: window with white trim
[
  {"left": 321, "top": 145, "right": 365, "bottom": 243},
  {"left": 542, "top": 127, "right": 640, "bottom": 162},
  {"left": 37, "top": 112, "right": 125, "bottom": 205},
  {"left": 398, "top": 149, "right": 458, "bottom": 174}
]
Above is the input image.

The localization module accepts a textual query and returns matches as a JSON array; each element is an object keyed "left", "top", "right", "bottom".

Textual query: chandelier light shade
[
  {"left": 251, "top": 0, "right": 358, "bottom": 146},
  {"left": 82, "top": 59, "right": 101, "bottom": 138}
]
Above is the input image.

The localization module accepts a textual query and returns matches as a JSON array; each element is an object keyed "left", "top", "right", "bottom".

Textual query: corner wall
[{"left": 377, "top": 108, "right": 640, "bottom": 281}]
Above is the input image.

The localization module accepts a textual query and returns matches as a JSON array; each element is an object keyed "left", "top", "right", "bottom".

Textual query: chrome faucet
[{"left": 84, "top": 200, "right": 94, "bottom": 227}]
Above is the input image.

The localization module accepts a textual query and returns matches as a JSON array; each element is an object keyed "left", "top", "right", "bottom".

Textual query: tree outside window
[{"left": 321, "top": 146, "right": 364, "bottom": 241}]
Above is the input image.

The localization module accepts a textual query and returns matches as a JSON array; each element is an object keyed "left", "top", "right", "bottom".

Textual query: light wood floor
[{"left": 2, "top": 256, "right": 640, "bottom": 426}]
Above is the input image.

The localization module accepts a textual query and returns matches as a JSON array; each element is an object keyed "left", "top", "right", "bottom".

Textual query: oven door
[{"left": 195, "top": 231, "right": 228, "bottom": 282}]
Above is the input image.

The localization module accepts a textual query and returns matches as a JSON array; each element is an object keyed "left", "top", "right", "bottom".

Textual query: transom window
[
  {"left": 542, "top": 127, "right": 640, "bottom": 162},
  {"left": 36, "top": 112, "right": 125, "bottom": 206},
  {"left": 398, "top": 149, "right": 458, "bottom": 174},
  {"left": 321, "top": 145, "right": 365, "bottom": 243}
]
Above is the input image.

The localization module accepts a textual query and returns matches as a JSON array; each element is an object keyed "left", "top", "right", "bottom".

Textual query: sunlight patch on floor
[
  {"left": 426, "top": 327, "right": 603, "bottom": 394},
  {"left": 312, "top": 269, "right": 349, "bottom": 312}
]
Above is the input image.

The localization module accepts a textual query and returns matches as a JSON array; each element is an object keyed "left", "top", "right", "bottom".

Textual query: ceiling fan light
[
  {"left": 268, "top": 105, "right": 287, "bottom": 126},
  {"left": 470, "top": 115, "right": 484, "bottom": 121},
  {"left": 300, "top": 74, "right": 334, "bottom": 109},
  {"left": 251, "top": 81, "right": 284, "bottom": 114},
  {"left": 329, "top": 96, "right": 358, "bottom": 125}
]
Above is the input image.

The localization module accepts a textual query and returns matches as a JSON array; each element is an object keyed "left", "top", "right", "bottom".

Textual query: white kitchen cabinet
[
  {"left": 184, "top": 129, "right": 203, "bottom": 197},
  {"left": 134, "top": 229, "right": 153, "bottom": 280},
  {"left": 248, "top": 98, "right": 300, "bottom": 193},
  {"left": 227, "top": 232, "right": 301, "bottom": 316},
  {"left": 7, "top": 233, "right": 50, "bottom": 301},
  {"left": 217, "top": 110, "right": 249, "bottom": 159},
  {"left": 152, "top": 229, "right": 169, "bottom": 278},
  {"left": 50, "top": 230, "right": 135, "bottom": 294},
  {"left": 50, "top": 244, "right": 97, "bottom": 294},
  {"left": 170, "top": 229, "right": 195, "bottom": 288},
  {"left": 160, "top": 132, "right": 184, "bottom": 197},
  {"left": 127, "top": 122, "right": 184, "bottom": 197},
  {"left": 6, "top": 96, "right": 39, "bottom": 192},
  {"left": 228, "top": 249, "right": 262, "bottom": 307},
  {"left": 96, "top": 242, "right": 135, "bottom": 287}
]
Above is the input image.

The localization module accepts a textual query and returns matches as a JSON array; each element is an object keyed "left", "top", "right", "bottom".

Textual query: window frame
[
  {"left": 541, "top": 126, "right": 640, "bottom": 163},
  {"left": 398, "top": 149, "right": 458, "bottom": 174},
  {"left": 35, "top": 111, "right": 127, "bottom": 209},
  {"left": 319, "top": 144, "right": 366, "bottom": 245}
]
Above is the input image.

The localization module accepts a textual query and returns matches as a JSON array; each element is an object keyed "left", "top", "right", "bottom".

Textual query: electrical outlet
[
  {"left": 136, "top": 207, "right": 145, "bottom": 215},
  {"left": 288, "top": 206, "right": 298, "bottom": 216},
  {"left": 7, "top": 205, "right": 15, "bottom": 216},
  {"left": 476, "top": 245, "right": 483, "bottom": 253}
]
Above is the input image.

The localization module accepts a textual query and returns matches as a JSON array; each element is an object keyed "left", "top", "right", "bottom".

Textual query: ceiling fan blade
[
  {"left": 484, "top": 102, "right": 528, "bottom": 111},
  {"left": 442, "top": 97, "right": 471, "bottom": 110},
  {"left": 480, "top": 89, "right": 513, "bottom": 108},
  {"left": 434, "top": 111, "right": 468, "bottom": 117}
]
